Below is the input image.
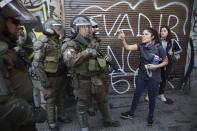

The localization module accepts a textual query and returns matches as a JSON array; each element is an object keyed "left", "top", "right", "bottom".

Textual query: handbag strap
[{"left": 171, "top": 39, "right": 175, "bottom": 53}]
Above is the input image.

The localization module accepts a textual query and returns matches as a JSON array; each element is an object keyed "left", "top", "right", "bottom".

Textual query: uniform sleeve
[
  {"left": 61, "top": 41, "right": 89, "bottom": 68},
  {"left": 62, "top": 47, "right": 76, "bottom": 67},
  {"left": 33, "top": 34, "right": 48, "bottom": 61}
]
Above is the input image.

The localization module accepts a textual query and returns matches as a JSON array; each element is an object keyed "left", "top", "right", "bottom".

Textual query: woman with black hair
[
  {"left": 117, "top": 27, "right": 168, "bottom": 126},
  {"left": 158, "top": 25, "right": 182, "bottom": 104}
]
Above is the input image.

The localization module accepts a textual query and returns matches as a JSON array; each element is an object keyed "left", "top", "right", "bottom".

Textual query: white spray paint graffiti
[
  {"left": 167, "top": 15, "right": 179, "bottom": 41},
  {"left": 79, "top": 0, "right": 188, "bottom": 94},
  {"left": 107, "top": 44, "right": 137, "bottom": 94},
  {"left": 79, "top": 0, "right": 188, "bottom": 36},
  {"left": 113, "top": 14, "right": 134, "bottom": 37},
  {"left": 137, "top": 13, "right": 153, "bottom": 37}
]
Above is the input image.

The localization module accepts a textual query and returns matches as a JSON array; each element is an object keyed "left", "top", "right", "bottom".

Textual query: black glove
[{"left": 104, "top": 54, "right": 112, "bottom": 62}]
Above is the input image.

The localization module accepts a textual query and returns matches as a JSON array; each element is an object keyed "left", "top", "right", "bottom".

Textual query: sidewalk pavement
[{"left": 37, "top": 89, "right": 197, "bottom": 131}]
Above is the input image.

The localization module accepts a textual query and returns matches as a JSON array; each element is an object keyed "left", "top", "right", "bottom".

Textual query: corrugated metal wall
[{"left": 63, "top": 0, "right": 193, "bottom": 94}]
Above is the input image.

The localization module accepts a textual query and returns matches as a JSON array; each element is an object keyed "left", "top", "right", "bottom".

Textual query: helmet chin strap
[{"left": 75, "top": 33, "right": 89, "bottom": 47}]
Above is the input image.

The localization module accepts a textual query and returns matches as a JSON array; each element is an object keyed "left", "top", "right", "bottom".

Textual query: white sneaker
[
  {"left": 159, "top": 94, "right": 167, "bottom": 102},
  {"left": 145, "top": 95, "right": 149, "bottom": 102}
]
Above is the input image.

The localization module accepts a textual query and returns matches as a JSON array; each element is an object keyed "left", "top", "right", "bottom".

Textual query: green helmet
[
  {"left": 89, "top": 17, "right": 99, "bottom": 28},
  {"left": 70, "top": 15, "right": 91, "bottom": 36},
  {"left": 43, "top": 18, "right": 64, "bottom": 38},
  {"left": 89, "top": 17, "right": 100, "bottom": 35},
  {"left": 0, "top": 0, "right": 37, "bottom": 24}
]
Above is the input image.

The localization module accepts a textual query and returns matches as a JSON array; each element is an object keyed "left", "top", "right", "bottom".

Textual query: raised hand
[{"left": 117, "top": 30, "right": 125, "bottom": 40}]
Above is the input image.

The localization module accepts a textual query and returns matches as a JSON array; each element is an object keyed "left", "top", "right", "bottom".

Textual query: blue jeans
[{"left": 130, "top": 76, "right": 159, "bottom": 117}]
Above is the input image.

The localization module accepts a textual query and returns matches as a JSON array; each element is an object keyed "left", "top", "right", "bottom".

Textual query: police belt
[
  {"left": 46, "top": 68, "right": 65, "bottom": 77},
  {"left": 77, "top": 72, "right": 101, "bottom": 80}
]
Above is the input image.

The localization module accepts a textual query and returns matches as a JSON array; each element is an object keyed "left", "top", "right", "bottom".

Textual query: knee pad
[
  {"left": 46, "top": 97, "right": 56, "bottom": 105},
  {"left": 77, "top": 99, "right": 88, "bottom": 112}
]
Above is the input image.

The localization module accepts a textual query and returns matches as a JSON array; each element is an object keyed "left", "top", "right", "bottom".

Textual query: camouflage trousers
[
  {"left": 44, "top": 75, "right": 67, "bottom": 128},
  {"left": 74, "top": 75, "right": 112, "bottom": 128}
]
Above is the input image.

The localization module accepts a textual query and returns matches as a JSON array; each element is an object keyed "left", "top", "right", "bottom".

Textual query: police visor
[{"left": 0, "top": 0, "right": 37, "bottom": 23}]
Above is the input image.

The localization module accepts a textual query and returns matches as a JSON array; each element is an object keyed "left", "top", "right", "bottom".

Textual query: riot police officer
[
  {"left": 61, "top": 15, "right": 120, "bottom": 131},
  {"left": 0, "top": 0, "right": 46, "bottom": 131},
  {"left": 32, "top": 18, "right": 72, "bottom": 131},
  {"left": 87, "top": 17, "right": 108, "bottom": 116},
  {"left": 0, "top": 1, "right": 36, "bottom": 101}
]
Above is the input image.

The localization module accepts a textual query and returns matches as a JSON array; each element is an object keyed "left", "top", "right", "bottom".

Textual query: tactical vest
[
  {"left": 73, "top": 37, "right": 107, "bottom": 76},
  {"left": 43, "top": 37, "right": 60, "bottom": 73},
  {"left": 88, "top": 37, "right": 107, "bottom": 72},
  {"left": 73, "top": 40, "right": 90, "bottom": 76}
]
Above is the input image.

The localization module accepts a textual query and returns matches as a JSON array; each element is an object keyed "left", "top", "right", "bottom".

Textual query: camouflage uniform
[
  {"left": 0, "top": 1, "right": 47, "bottom": 130},
  {"left": 0, "top": 21, "right": 33, "bottom": 102},
  {"left": 62, "top": 15, "right": 119, "bottom": 131},
  {"left": 32, "top": 18, "right": 71, "bottom": 131}
]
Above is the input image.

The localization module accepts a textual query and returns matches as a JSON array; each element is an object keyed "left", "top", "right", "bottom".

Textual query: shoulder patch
[{"left": 61, "top": 40, "right": 77, "bottom": 54}]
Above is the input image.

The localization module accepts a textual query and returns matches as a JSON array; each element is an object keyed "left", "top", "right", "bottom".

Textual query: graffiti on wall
[
  {"left": 80, "top": 0, "right": 188, "bottom": 39},
  {"left": 22, "top": 0, "right": 42, "bottom": 6},
  {"left": 77, "top": 0, "right": 189, "bottom": 94},
  {"left": 20, "top": 0, "right": 60, "bottom": 41},
  {"left": 19, "top": 0, "right": 47, "bottom": 42}
]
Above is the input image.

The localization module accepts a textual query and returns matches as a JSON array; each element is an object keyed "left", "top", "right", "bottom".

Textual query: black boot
[
  {"left": 58, "top": 116, "right": 72, "bottom": 123},
  {"left": 147, "top": 115, "right": 154, "bottom": 126},
  {"left": 98, "top": 102, "right": 120, "bottom": 127},
  {"left": 120, "top": 111, "right": 134, "bottom": 120}
]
